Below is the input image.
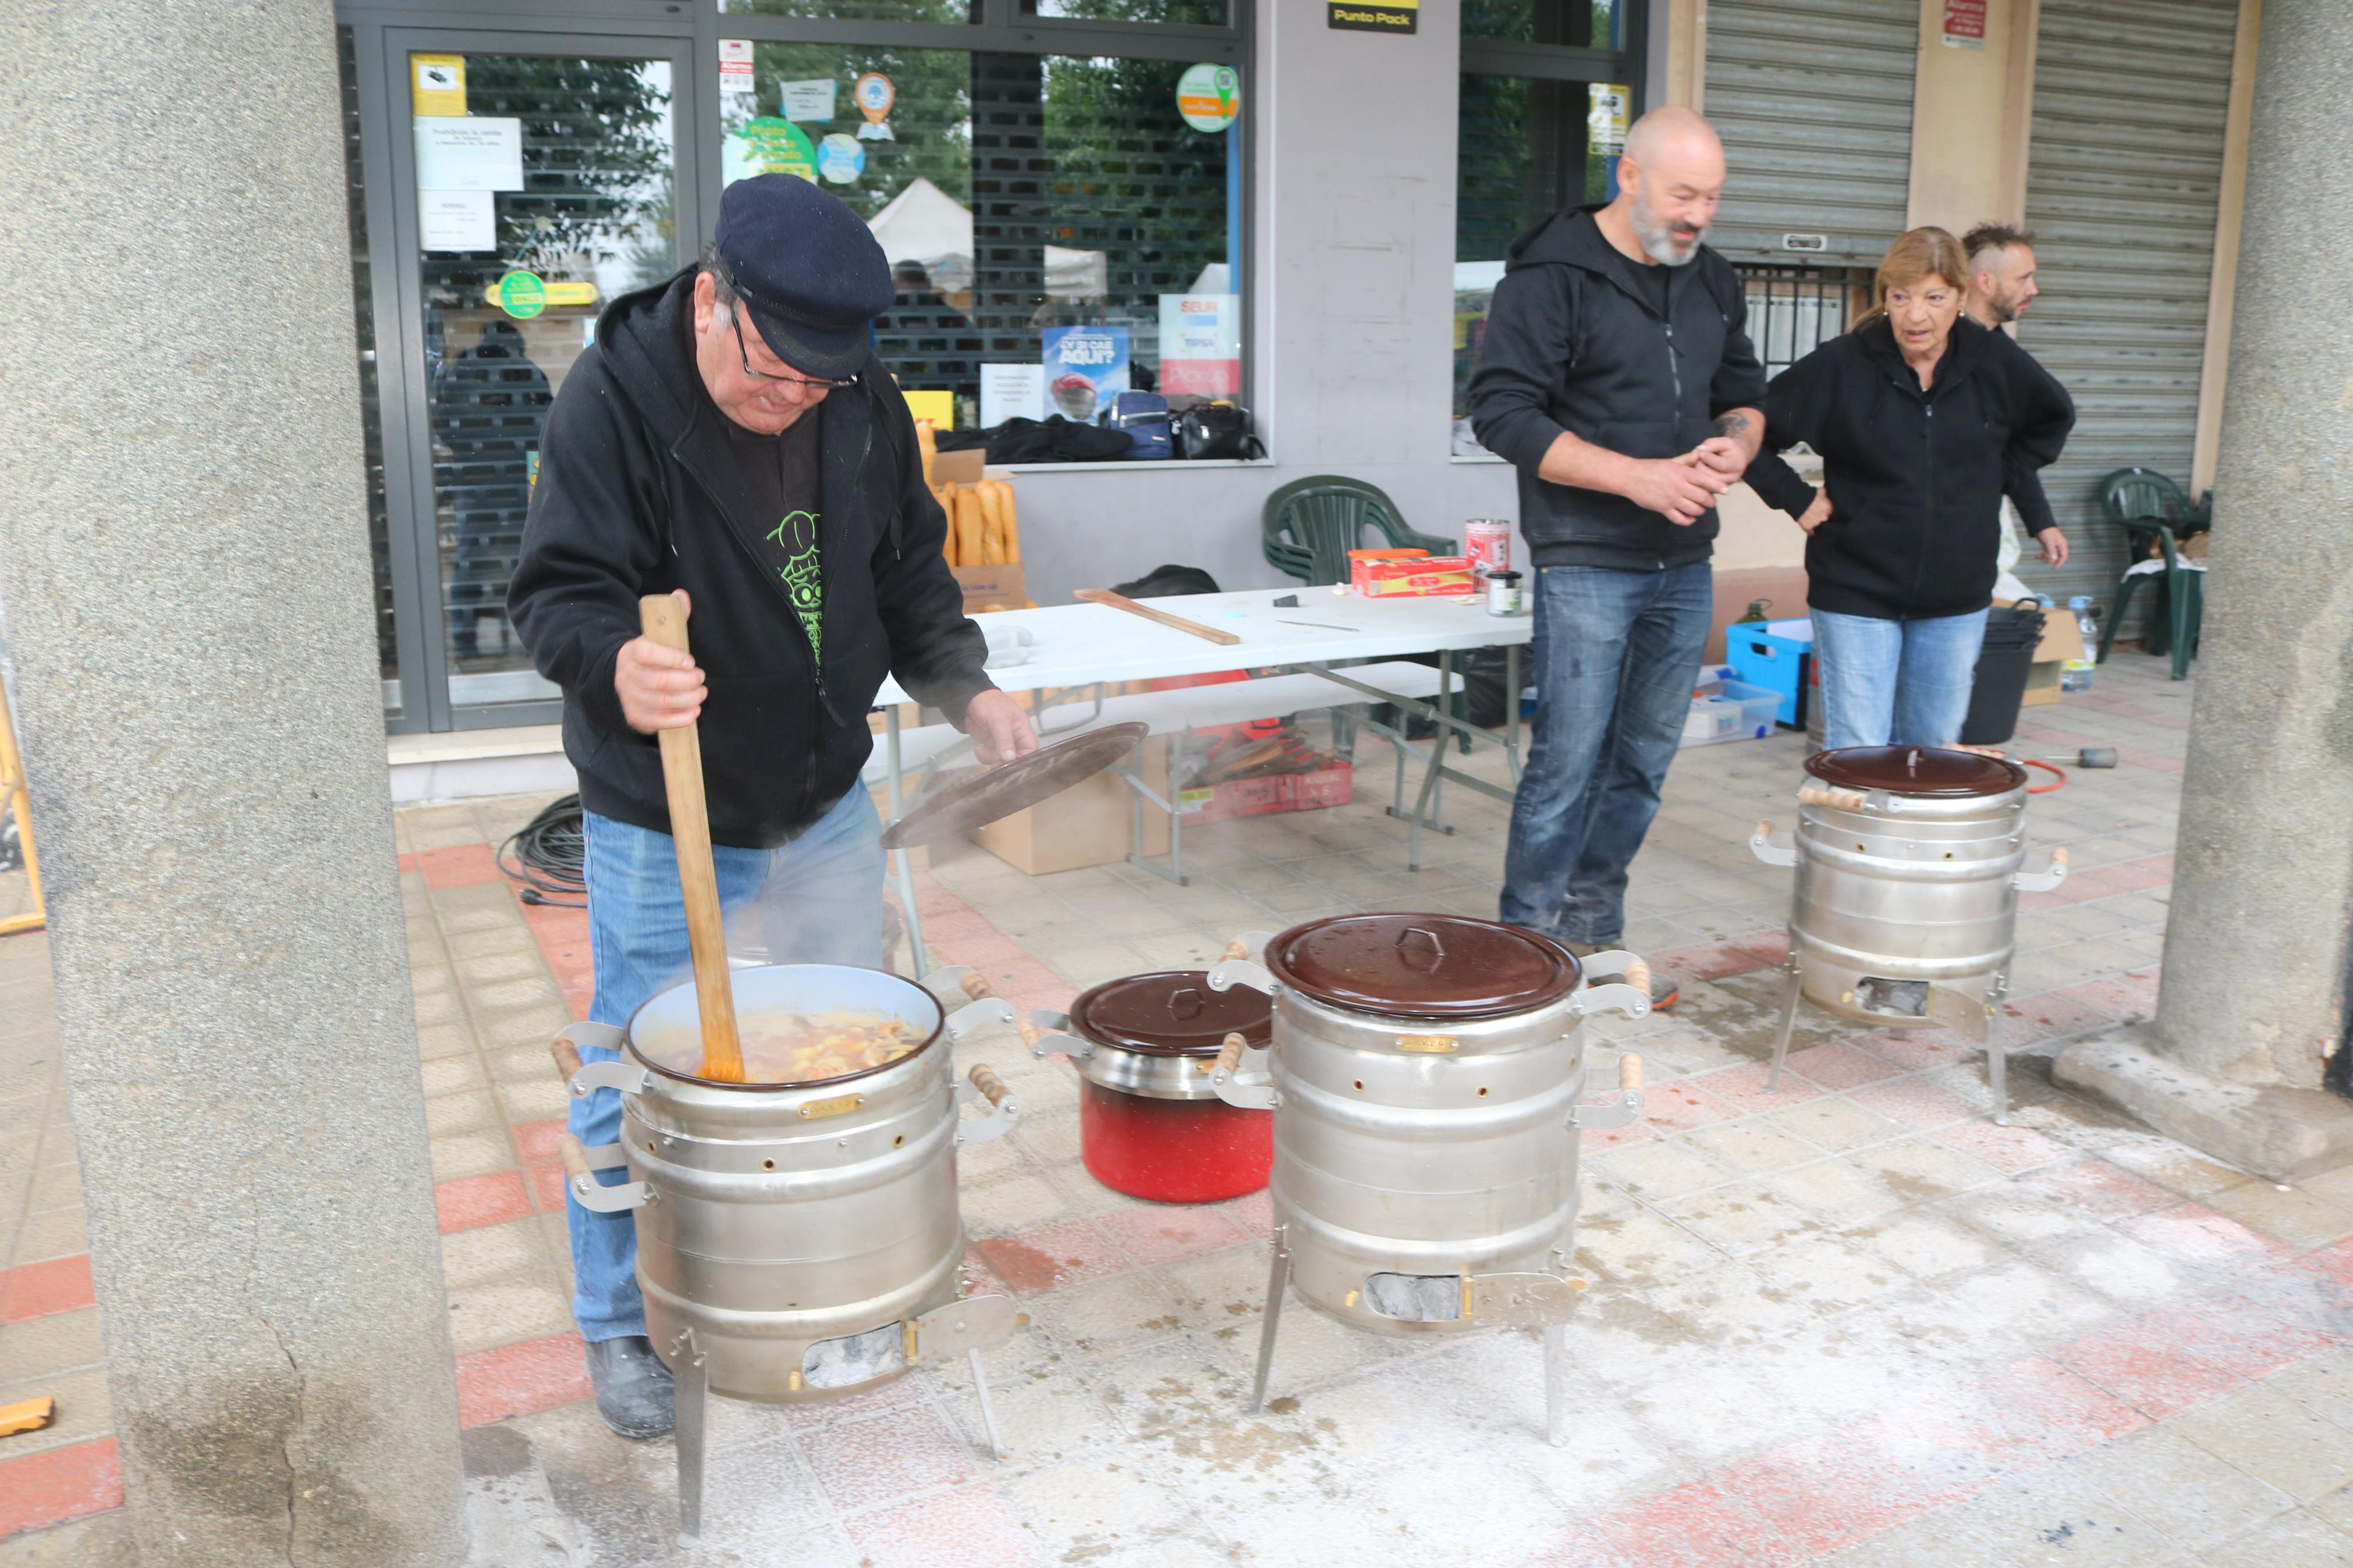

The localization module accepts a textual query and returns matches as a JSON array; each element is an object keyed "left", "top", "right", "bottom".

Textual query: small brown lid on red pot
[
  {"left": 1262, "top": 913, "right": 1581, "bottom": 1022},
  {"left": 1068, "top": 970, "right": 1272, "bottom": 1056},
  {"left": 1807, "top": 745, "right": 2027, "bottom": 798}
]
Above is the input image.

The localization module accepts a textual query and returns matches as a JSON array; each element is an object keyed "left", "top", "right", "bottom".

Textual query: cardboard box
[
  {"left": 932, "top": 447, "right": 986, "bottom": 485},
  {"left": 953, "top": 563, "right": 1028, "bottom": 613},
  {"left": 1284, "top": 760, "right": 1353, "bottom": 812},
  {"left": 1352, "top": 553, "right": 1477, "bottom": 597},
  {"left": 970, "top": 735, "right": 1167, "bottom": 875},
  {"left": 1997, "top": 598, "right": 2079, "bottom": 707}
]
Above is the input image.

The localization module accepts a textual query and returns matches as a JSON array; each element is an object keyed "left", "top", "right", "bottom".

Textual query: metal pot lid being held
[
  {"left": 1261, "top": 913, "right": 1583, "bottom": 1022},
  {"left": 1805, "top": 745, "right": 2027, "bottom": 798},
  {"left": 1067, "top": 970, "right": 1272, "bottom": 1057},
  {"left": 879, "top": 721, "right": 1149, "bottom": 851}
]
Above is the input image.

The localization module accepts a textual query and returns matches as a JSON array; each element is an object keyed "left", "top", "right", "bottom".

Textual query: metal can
[
  {"left": 1464, "top": 518, "right": 1512, "bottom": 577},
  {"left": 1485, "top": 569, "right": 1524, "bottom": 616}
]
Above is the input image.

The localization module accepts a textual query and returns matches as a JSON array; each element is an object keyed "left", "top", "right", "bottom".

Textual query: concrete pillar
[
  {"left": 0, "top": 4, "right": 467, "bottom": 1563},
  {"left": 2055, "top": 0, "right": 2353, "bottom": 1181}
]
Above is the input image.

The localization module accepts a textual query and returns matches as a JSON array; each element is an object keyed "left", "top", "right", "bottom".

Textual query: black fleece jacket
[
  {"left": 1467, "top": 206, "right": 1769, "bottom": 571},
  {"left": 508, "top": 269, "right": 992, "bottom": 848},
  {"left": 1746, "top": 316, "right": 2074, "bottom": 621}
]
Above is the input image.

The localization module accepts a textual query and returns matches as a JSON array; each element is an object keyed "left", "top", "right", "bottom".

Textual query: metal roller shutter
[
  {"left": 2017, "top": 0, "right": 2240, "bottom": 614},
  {"left": 1705, "top": 0, "right": 1921, "bottom": 264}
]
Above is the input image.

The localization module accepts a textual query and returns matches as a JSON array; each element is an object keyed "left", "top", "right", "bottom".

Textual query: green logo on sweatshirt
[{"left": 767, "top": 509, "right": 822, "bottom": 661}]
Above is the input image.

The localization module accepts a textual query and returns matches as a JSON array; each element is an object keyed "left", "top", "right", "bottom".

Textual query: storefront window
[
  {"left": 722, "top": 1, "right": 982, "bottom": 22},
  {"left": 1455, "top": 1, "right": 1641, "bottom": 455},
  {"left": 722, "top": 42, "right": 1236, "bottom": 434},
  {"left": 1021, "top": 0, "right": 1233, "bottom": 23},
  {"left": 1463, "top": 0, "right": 1621, "bottom": 46},
  {"left": 340, "top": 28, "right": 400, "bottom": 718},
  {"left": 414, "top": 52, "right": 679, "bottom": 707}
]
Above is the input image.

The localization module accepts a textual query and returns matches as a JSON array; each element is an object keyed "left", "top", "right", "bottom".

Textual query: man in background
[
  {"left": 1962, "top": 222, "right": 2070, "bottom": 570},
  {"left": 1469, "top": 106, "right": 1770, "bottom": 1009}
]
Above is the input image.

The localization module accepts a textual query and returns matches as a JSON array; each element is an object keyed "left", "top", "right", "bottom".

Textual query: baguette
[
  {"left": 952, "top": 486, "right": 986, "bottom": 567},
  {"left": 991, "top": 480, "right": 1021, "bottom": 564},
  {"left": 975, "top": 481, "right": 1008, "bottom": 564},
  {"left": 914, "top": 419, "right": 937, "bottom": 488}
]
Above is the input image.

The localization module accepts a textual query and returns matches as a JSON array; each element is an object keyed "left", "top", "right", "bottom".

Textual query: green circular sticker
[
  {"left": 737, "top": 116, "right": 819, "bottom": 181},
  {"left": 1176, "top": 63, "right": 1240, "bottom": 133},
  {"left": 491, "top": 272, "right": 547, "bottom": 319}
]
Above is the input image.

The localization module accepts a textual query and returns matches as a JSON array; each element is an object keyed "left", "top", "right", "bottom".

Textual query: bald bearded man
[{"left": 1469, "top": 107, "right": 1769, "bottom": 1007}]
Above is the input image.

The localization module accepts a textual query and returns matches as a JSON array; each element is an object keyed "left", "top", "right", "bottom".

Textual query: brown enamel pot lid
[
  {"left": 1262, "top": 913, "right": 1582, "bottom": 1022},
  {"left": 1807, "top": 745, "right": 2028, "bottom": 798},
  {"left": 881, "top": 722, "right": 1149, "bottom": 850},
  {"left": 1068, "top": 970, "right": 1272, "bottom": 1056}
]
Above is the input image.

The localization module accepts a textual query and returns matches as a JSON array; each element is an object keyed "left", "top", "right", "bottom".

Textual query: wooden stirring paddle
[{"left": 638, "top": 594, "right": 746, "bottom": 1083}]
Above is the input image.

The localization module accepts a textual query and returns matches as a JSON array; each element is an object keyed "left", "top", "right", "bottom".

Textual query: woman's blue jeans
[
  {"left": 1811, "top": 607, "right": 1991, "bottom": 750},
  {"left": 565, "top": 788, "right": 885, "bottom": 1342}
]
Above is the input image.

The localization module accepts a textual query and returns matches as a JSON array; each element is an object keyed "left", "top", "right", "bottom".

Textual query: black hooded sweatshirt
[
  {"left": 508, "top": 268, "right": 993, "bottom": 848},
  {"left": 1745, "top": 315, "right": 2075, "bottom": 621},
  {"left": 1466, "top": 205, "right": 1769, "bottom": 571}
]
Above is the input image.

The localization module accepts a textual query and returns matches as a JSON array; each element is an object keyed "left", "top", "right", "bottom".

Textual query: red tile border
[
  {"left": 414, "top": 842, "right": 505, "bottom": 890},
  {"left": 435, "top": 1170, "right": 534, "bottom": 1235},
  {"left": 972, "top": 1217, "right": 1134, "bottom": 1296},
  {"left": 1691, "top": 1059, "right": 1826, "bottom": 1114},
  {"left": 1845, "top": 1077, "right": 1979, "bottom": 1132},
  {"left": 0, "top": 1253, "right": 94, "bottom": 1324},
  {"left": 514, "top": 896, "right": 593, "bottom": 1023},
  {"left": 0, "top": 1437, "right": 123, "bottom": 1538},
  {"left": 2000, "top": 992, "right": 2113, "bottom": 1042},
  {"left": 512, "top": 1118, "right": 567, "bottom": 1166},
  {"left": 1639, "top": 1079, "right": 1742, "bottom": 1135},
  {"left": 1096, "top": 1204, "right": 1251, "bottom": 1266},
  {"left": 1776, "top": 1040, "right": 1901, "bottom": 1091},
  {"left": 1649, "top": 940, "right": 1772, "bottom": 985},
  {"left": 1932, "top": 1120, "right": 2071, "bottom": 1176},
  {"left": 455, "top": 1330, "right": 592, "bottom": 1428},
  {"left": 842, "top": 1478, "right": 1041, "bottom": 1568}
]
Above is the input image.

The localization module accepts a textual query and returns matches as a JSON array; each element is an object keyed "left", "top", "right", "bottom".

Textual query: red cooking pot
[{"left": 1032, "top": 968, "right": 1273, "bottom": 1203}]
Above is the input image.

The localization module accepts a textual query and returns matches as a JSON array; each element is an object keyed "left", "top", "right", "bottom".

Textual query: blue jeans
[
  {"left": 568, "top": 788, "right": 886, "bottom": 1341},
  {"left": 1811, "top": 607, "right": 1991, "bottom": 750},
  {"left": 1500, "top": 562, "right": 1713, "bottom": 945}
]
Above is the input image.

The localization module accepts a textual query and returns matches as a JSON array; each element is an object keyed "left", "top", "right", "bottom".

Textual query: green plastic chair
[
  {"left": 2093, "top": 468, "right": 2206, "bottom": 681},
  {"left": 1261, "top": 475, "right": 1458, "bottom": 585},
  {"left": 1260, "top": 475, "right": 1470, "bottom": 755}
]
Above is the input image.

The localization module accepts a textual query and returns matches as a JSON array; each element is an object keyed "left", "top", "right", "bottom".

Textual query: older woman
[{"left": 1745, "top": 227, "right": 2074, "bottom": 748}]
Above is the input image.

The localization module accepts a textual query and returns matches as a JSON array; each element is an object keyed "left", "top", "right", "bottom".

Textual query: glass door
[{"left": 378, "top": 31, "right": 697, "bottom": 730}]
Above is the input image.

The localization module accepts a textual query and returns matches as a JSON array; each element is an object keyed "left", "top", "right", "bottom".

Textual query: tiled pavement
[{"left": 10, "top": 656, "right": 2353, "bottom": 1565}]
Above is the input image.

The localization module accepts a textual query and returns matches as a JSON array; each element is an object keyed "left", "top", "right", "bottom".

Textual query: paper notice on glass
[
  {"left": 414, "top": 117, "right": 523, "bottom": 192},
  {"left": 419, "top": 189, "right": 495, "bottom": 252},
  {"left": 980, "top": 364, "right": 1045, "bottom": 428},
  {"left": 781, "top": 78, "right": 838, "bottom": 123},
  {"left": 1156, "top": 294, "right": 1240, "bottom": 396},
  {"left": 719, "top": 38, "right": 755, "bottom": 95}
]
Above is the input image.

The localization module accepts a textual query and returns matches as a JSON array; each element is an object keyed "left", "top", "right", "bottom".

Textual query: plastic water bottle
[{"left": 2060, "top": 595, "right": 2098, "bottom": 694}]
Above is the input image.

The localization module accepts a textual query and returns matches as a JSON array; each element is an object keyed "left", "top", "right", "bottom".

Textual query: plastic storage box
[
  {"left": 1680, "top": 671, "right": 1780, "bottom": 748},
  {"left": 1724, "top": 617, "right": 1814, "bottom": 727}
]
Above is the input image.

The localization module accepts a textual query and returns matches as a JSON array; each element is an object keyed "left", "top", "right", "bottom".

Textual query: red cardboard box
[
  {"left": 1284, "top": 760, "right": 1353, "bottom": 812},
  {"left": 1353, "top": 554, "right": 1477, "bottom": 598},
  {"left": 1179, "top": 774, "right": 1288, "bottom": 823}
]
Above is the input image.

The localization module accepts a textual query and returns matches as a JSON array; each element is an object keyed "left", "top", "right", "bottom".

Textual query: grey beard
[{"left": 1634, "top": 216, "right": 1703, "bottom": 266}]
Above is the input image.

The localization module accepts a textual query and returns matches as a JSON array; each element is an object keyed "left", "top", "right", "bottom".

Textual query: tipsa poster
[
  {"left": 1041, "top": 327, "right": 1129, "bottom": 422},
  {"left": 1156, "top": 294, "right": 1240, "bottom": 397}
]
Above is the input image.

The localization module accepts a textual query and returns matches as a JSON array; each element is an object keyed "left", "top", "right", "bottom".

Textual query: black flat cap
[{"left": 714, "top": 175, "right": 894, "bottom": 379}]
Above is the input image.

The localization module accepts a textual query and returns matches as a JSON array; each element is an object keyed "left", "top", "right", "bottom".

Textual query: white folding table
[{"left": 872, "top": 588, "right": 1534, "bottom": 973}]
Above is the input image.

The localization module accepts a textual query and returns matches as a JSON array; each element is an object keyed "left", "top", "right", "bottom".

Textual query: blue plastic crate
[{"left": 1724, "top": 618, "right": 1813, "bottom": 728}]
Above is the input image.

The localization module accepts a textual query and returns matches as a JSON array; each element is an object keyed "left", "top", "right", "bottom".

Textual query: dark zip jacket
[
  {"left": 1466, "top": 205, "right": 1769, "bottom": 571},
  {"left": 1745, "top": 315, "right": 2075, "bottom": 621},
  {"left": 508, "top": 268, "right": 993, "bottom": 848}
]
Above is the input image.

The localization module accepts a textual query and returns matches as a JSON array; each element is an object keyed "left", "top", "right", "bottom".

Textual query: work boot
[
  {"left": 585, "top": 1335, "right": 675, "bottom": 1439},
  {"left": 1561, "top": 941, "right": 1681, "bottom": 1011}
]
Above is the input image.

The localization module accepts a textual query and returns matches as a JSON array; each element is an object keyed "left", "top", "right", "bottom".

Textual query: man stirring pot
[{"left": 510, "top": 176, "right": 1035, "bottom": 1438}]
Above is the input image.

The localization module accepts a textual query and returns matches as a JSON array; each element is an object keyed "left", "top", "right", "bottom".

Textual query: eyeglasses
[{"left": 730, "top": 315, "right": 859, "bottom": 391}]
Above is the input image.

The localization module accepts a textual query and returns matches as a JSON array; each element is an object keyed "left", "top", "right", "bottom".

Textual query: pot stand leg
[
  {"left": 967, "top": 1346, "right": 1010, "bottom": 1462},
  {"left": 1986, "top": 1001, "right": 2009, "bottom": 1128},
  {"left": 1765, "top": 960, "right": 1804, "bottom": 1093},
  {"left": 672, "top": 1340, "right": 709, "bottom": 1548},
  {"left": 1543, "top": 1323, "right": 1568, "bottom": 1448},
  {"left": 1247, "top": 1233, "right": 1291, "bottom": 1415}
]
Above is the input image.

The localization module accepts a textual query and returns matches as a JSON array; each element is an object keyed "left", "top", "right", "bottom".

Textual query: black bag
[
  {"left": 1112, "top": 564, "right": 1222, "bottom": 599},
  {"left": 979, "top": 415, "right": 1134, "bottom": 464},
  {"left": 1174, "top": 401, "right": 1264, "bottom": 460}
]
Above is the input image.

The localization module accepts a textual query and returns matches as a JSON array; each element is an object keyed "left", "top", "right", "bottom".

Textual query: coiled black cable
[{"left": 499, "top": 793, "right": 588, "bottom": 909}]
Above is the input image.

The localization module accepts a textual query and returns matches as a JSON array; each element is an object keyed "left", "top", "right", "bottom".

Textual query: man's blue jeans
[
  {"left": 1811, "top": 607, "right": 1991, "bottom": 750},
  {"left": 1500, "top": 562, "right": 1712, "bottom": 945},
  {"left": 567, "top": 788, "right": 885, "bottom": 1342}
]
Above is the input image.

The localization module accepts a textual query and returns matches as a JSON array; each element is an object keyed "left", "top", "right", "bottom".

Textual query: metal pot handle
[
  {"left": 1206, "top": 958, "right": 1276, "bottom": 995},
  {"left": 1569, "top": 1053, "right": 1646, "bottom": 1131},
  {"left": 1024, "top": 1009, "right": 1092, "bottom": 1060},
  {"left": 2013, "top": 846, "right": 2069, "bottom": 893},
  {"left": 558, "top": 1133, "right": 654, "bottom": 1213},
  {"left": 956, "top": 1064, "right": 1020, "bottom": 1146},
  {"left": 924, "top": 965, "right": 1032, "bottom": 1046},
  {"left": 1749, "top": 820, "right": 1798, "bottom": 868},
  {"left": 1569, "top": 957, "right": 1651, "bottom": 1021},
  {"left": 1210, "top": 1030, "right": 1278, "bottom": 1111}
]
